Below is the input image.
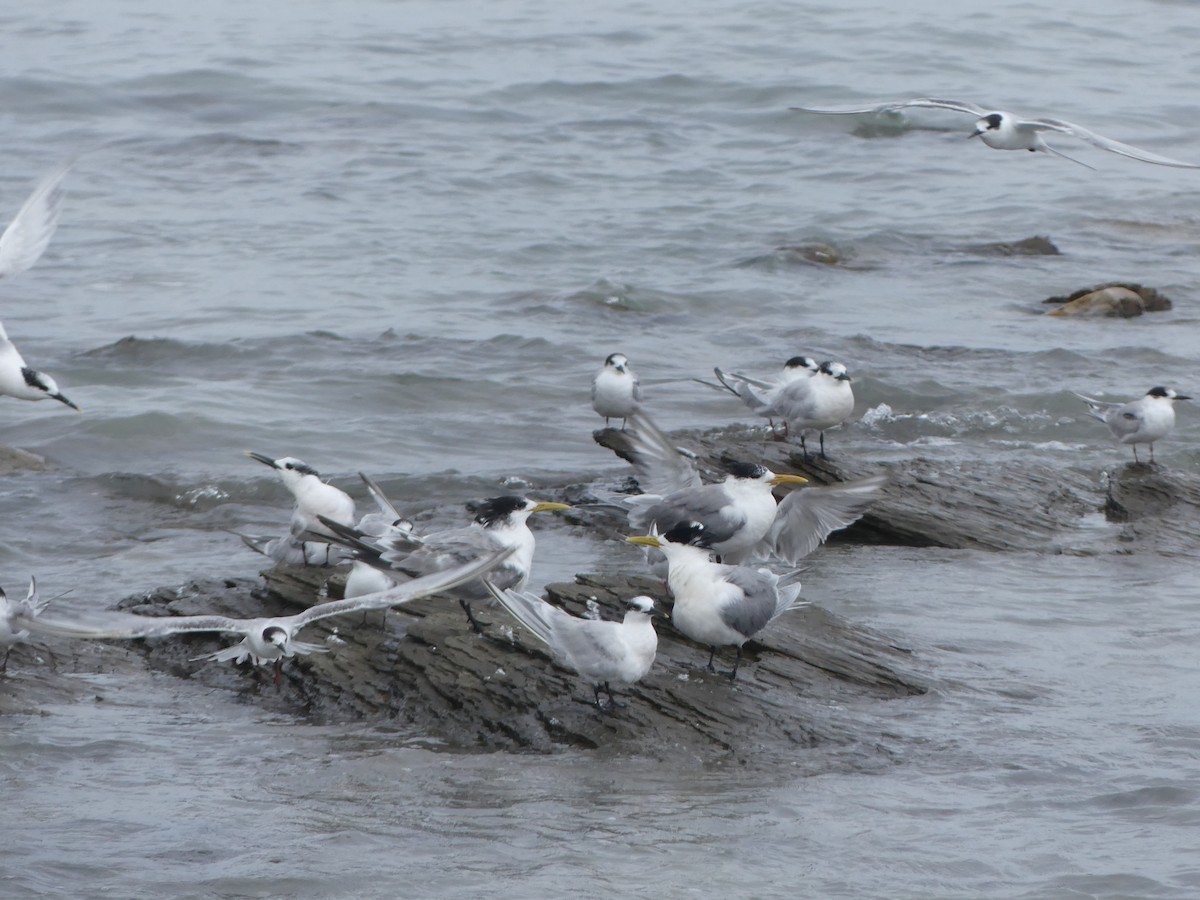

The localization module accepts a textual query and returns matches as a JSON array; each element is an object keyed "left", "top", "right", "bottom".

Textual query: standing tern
[
  {"left": 712, "top": 356, "right": 818, "bottom": 434},
  {"left": 792, "top": 98, "right": 1200, "bottom": 169},
  {"left": 615, "top": 410, "right": 884, "bottom": 564},
  {"left": 487, "top": 582, "right": 661, "bottom": 710},
  {"left": 0, "top": 577, "right": 51, "bottom": 673},
  {"left": 319, "top": 495, "right": 571, "bottom": 633},
  {"left": 16, "top": 549, "right": 513, "bottom": 686},
  {"left": 246, "top": 451, "right": 356, "bottom": 565},
  {"left": 592, "top": 352, "right": 643, "bottom": 429},
  {"left": 628, "top": 522, "right": 804, "bottom": 681},
  {"left": 1074, "top": 386, "right": 1190, "bottom": 463}
]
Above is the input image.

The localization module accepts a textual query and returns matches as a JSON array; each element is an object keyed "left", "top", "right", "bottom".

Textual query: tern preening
[
  {"left": 592, "top": 352, "right": 643, "bottom": 429},
  {"left": 16, "top": 549, "right": 513, "bottom": 686},
  {"left": 487, "top": 582, "right": 660, "bottom": 710},
  {"left": 320, "top": 495, "right": 571, "bottom": 633},
  {"left": 792, "top": 98, "right": 1200, "bottom": 169},
  {"left": 613, "top": 410, "right": 885, "bottom": 564},
  {"left": 628, "top": 522, "right": 805, "bottom": 681},
  {"left": 1074, "top": 386, "right": 1191, "bottom": 464}
]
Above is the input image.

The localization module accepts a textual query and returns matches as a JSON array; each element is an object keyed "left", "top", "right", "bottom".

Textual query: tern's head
[
  {"left": 626, "top": 521, "right": 712, "bottom": 554},
  {"left": 1147, "top": 386, "right": 1191, "bottom": 402},
  {"left": 623, "top": 595, "right": 664, "bottom": 620},
  {"left": 723, "top": 460, "right": 808, "bottom": 487},
  {"left": 247, "top": 452, "right": 320, "bottom": 479},
  {"left": 784, "top": 356, "right": 819, "bottom": 372},
  {"left": 971, "top": 112, "right": 1004, "bottom": 138},
  {"left": 818, "top": 361, "right": 851, "bottom": 382},
  {"left": 604, "top": 352, "right": 630, "bottom": 372},
  {"left": 21, "top": 367, "right": 80, "bottom": 411},
  {"left": 262, "top": 625, "right": 288, "bottom": 648},
  {"left": 474, "top": 496, "right": 570, "bottom": 528}
]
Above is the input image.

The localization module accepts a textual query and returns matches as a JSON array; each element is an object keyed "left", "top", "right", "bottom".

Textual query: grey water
[{"left": 2, "top": 0, "right": 1200, "bottom": 896}]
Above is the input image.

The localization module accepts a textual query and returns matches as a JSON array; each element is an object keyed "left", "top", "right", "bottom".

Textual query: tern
[
  {"left": 343, "top": 472, "right": 419, "bottom": 599},
  {"left": 0, "top": 320, "right": 80, "bottom": 411},
  {"left": 614, "top": 410, "right": 885, "bottom": 564},
  {"left": 592, "top": 352, "right": 643, "bottom": 429},
  {"left": 16, "top": 549, "right": 513, "bottom": 686},
  {"left": 246, "top": 451, "right": 356, "bottom": 565},
  {"left": 718, "top": 359, "right": 853, "bottom": 457},
  {"left": 487, "top": 582, "right": 660, "bottom": 710},
  {"left": 628, "top": 522, "right": 805, "bottom": 681},
  {"left": 0, "top": 577, "right": 51, "bottom": 673},
  {"left": 792, "top": 98, "right": 1200, "bottom": 169},
  {"left": 1074, "top": 386, "right": 1191, "bottom": 463},
  {"left": 319, "top": 495, "right": 571, "bottom": 633},
  {"left": 712, "top": 355, "right": 819, "bottom": 434}
]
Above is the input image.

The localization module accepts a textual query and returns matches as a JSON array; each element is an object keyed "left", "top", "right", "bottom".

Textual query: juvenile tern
[
  {"left": 320, "top": 495, "right": 571, "bottom": 633},
  {"left": 344, "top": 472, "right": 419, "bottom": 599},
  {"left": 17, "top": 550, "right": 513, "bottom": 686},
  {"left": 592, "top": 352, "right": 643, "bottom": 429},
  {"left": 246, "top": 451, "right": 356, "bottom": 565},
  {"left": 616, "top": 410, "right": 883, "bottom": 564},
  {"left": 1074, "top": 386, "right": 1191, "bottom": 463},
  {"left": 0, "top": 577, "right": 50, "bottom": 673},
  {"left": 487, "top": 582, "right": 660, "bottom": 710},
  {"left": 0, "top": 320, "right": 80, "bottom": 411},
  {"left": 792, "top": 98, "right": 1200, "bottom": 169},
  {"left": 628, "top": 522, "right": 804, "bottom": 681}
]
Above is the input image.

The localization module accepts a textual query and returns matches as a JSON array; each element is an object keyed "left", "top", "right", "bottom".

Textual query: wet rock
[
  {"left": 1100, "top": 463, "right": 1200, "bottom": 553},
  {"left": 773, "top": 242, "right": 842, "bottom": 265},
  {"left": 1043, "top": 282, "right": 1172, "bottom": 317},
  {"left": 965, "top": 235, "right": 1060, "bottom": 257},
  {"left": 0, "top": 445, "right": 48, "bottom": 475}
]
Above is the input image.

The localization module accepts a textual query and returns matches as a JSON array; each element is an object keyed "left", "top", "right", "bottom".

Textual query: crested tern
[
  {"left": 1074, "top": 386, "right": 1191, "bottom": 463},
  {"left": 0, "top": 577, "right": 50, "bottom": 673},
  {"left": 320, "top": 495, "right": 571, "bottom": 633},
  {"left": 616, "top": 410, "right": 884, "bottom": 564},
  {"left": 793, "top": 98, "right": 1200, "bottom": 169},
  {"left": 246, "top": 451, "right": 356, "bottom": 565},
  {"left": 17, "top": 549, "right": 513, "bottom": 686},
  {"left": 487, "top": 582, "right": 660, "bottom": 710},
  {"left": 628, "top": 522, "right": 805, "bottom": 681},
  {"left": 592, "top": 352, "right": 643, "bottom": 429}
]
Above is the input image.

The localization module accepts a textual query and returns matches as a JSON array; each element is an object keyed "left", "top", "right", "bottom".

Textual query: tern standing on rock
[
  {"left": 1074, "top": 386, "right": 1190, "bottom": 464},
  {"left": 246, "top": 452, "right": 356, "bottom": 565},
  {"left": 592, "top": 352, "right": 642, "bottom": 429}
]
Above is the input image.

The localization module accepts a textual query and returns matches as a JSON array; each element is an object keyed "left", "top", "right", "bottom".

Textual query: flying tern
[
  {"left": 487, "top": 582, "right": 661, "bottom": 710},
  {"left": 1074, "top": 386, "right": 1190, "bottom": 463},
  {"left": 16, "top": 549, "right": 513, "bottom": 686},
  {"left": 792, "top": 98, "right": 1200, "bottom": 169},
  {"left": 592, "top": 352, "right": 643, "bottom": 429},
  {"left": 320, "top": 495, "right": 571, "bottom": 633},
  {"left": 628, "top": 522, "right": 804, "bottom": 681}
]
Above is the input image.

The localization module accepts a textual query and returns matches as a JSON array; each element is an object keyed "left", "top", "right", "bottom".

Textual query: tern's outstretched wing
[
  {"left": 0, "top": 164, "right": 71, "bottom": 279},
  {"left": 292, "top": 545, "right": 516, "bottom": 627},
  {"left": 17, "top": 609, "right": 248, "bottom": 640},
  {"left": 623, "top": 409, "right": 703, "bottom": 495},
  {"left": 1023, "top": 118, "right": 1200, "bottom": 169},
  {"left": 764, "top": 474, "right": 887, "bottom": 564},
  {"left": 791, "top": 98, "right": 988, "bottom": 117}
]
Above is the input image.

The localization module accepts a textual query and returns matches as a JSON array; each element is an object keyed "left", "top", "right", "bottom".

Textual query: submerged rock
[
  {"left": 965, "top": 235, "right": 1060, "bottom": 257},
  {"left": 1043, "top": 282, "right": 1172, "bottom": 317}
]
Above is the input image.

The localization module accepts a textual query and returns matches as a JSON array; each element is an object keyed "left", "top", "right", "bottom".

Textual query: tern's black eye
[{"left": 983, "top": 113, "right": 1002, "bottom": 130}]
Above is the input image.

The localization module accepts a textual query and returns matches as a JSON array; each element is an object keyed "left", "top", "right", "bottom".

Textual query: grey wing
[
  {"left": 764, "top": 474, "right": 887, "bottom": 564},
  {"left": 294, "top": 546, "right": 517, "bottom": 626},
  {"left": 15, "top": 609, "right": 247, "bottom": 640},
  {"left": 1104, "top": 403, "right": 1144, "bottom": 439},
  {"left": 631, "top": 483, "right": 747, "bottom": 545},
  {"left": 718, "top": 567, "right": 788, "bottom": 639},
  {"left": 23, "top": 577, "right": 51, "bottom": 617},
  {"left": 551, "top": 620, "right": 630, "bottom": 676},
  {"left": 792, "top": 98, "right": 987, "bottom": 116},
  {"left": 623, "top": 409, "right": 703, "bottom": 494},
  {"left": 713, "top": 368, "right": 769, "bottom": 411},
  {"left": 1023, "top": 118, "right": 1200, "bottom": 169},
  {"left": 359, "top": 472, "right": 402, "bottom": 522},
  {"left": 1073, "top": 391, "right": 1120, "bottom": 424},
  {"left": 764, "top": 378, "right": 819, "bottom": 420},
  {"left": 631, "top": 371, "right": 644, "bottom": 404},
  {"left": 0, "top": 164, "right": 71, "bottom": 279}
]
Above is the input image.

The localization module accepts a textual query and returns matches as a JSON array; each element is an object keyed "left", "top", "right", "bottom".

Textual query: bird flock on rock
[{"left": 2, "top": 88, "right": 1195, "bottom": 712}]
